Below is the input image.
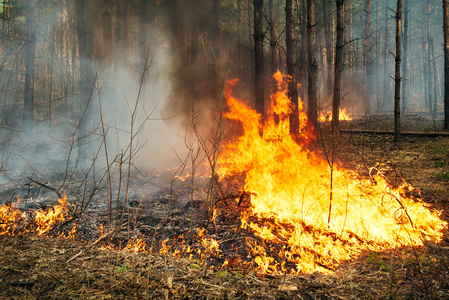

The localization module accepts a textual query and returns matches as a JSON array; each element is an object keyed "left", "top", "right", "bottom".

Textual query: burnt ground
[{"left": 1, "top": 116, "right": 449, "bottom": 299}]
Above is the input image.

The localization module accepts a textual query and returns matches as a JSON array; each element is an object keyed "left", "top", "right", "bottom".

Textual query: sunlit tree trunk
[
  {"left": 307, "top": 0, "right": 318, "bottom": 133},
  {"left": 253, "top": 0, "right": 265, "bottom": 127},
  {"left": 332, "top": 0, "right": 345, "bottom": 134},
  {"left": 23, "top": 0, "right": 36, "bottom": 132},
  {"left": 393, "top": 0, "right": 402, "bottom": 143},
  {"left": 444, "top": 0, "right": 449, "bottom": 130},
  {"left": 286, "top": 0, "right": 300, "bottom": 140}
]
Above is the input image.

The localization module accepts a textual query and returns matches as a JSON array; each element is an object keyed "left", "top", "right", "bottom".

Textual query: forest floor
[{"left": 1, "top": 116, "right": 449, "bottom": 299}]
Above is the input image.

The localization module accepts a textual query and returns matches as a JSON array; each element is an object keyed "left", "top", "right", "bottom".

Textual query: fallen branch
[{"left": 341, "top": 129, "right": 449, "bottom": 137}]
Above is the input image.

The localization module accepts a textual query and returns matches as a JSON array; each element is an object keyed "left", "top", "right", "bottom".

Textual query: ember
[{"left": 218, "top": 72, "right": 447, "bottom": 274}]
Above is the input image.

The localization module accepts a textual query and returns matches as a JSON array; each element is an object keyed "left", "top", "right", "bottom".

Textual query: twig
[
  {"left": 27, "top": 177, "right": 63, "bottom": 199},
  {"left": 66, "top": 221, "right": 129, "bottom": 263}
]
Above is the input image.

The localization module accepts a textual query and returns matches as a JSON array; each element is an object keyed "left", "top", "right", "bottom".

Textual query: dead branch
[{"left": 341, "top": 129, "right": 449, "bottom": 137}]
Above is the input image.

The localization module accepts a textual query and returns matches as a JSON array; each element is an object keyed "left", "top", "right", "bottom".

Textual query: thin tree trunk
[
  {"left": 364, "top": 0, "right": 372, "bottom": 114},
  {"left": 444, "top": 0, "right": 449, "bottom": 130},
  {"left": 307, "top": 0, "right": 318, "bottom": 133},
  {"left": 286, "top": 0, "right": 300, "bottom": 141},
  {"left": 23, "top": 0, "right": 36, "bottom": 132},
  {"left": 430, "top": 36, "right": 438, "bottom": 117},
  {"left": 237, "top": 0, "right": 241, "bottom": 77},
  {"left": 401, "top": 0, "right": 409, "bottom": 114},
  {"left": 268, "top": 0, "right": 277, "bottom": 75},
  {"left": 248, "top": 0, "right": 255, "bottom": 88},
  {"left": 393, "top": 0, "right": 402, "bottom": 143},
  {"left": 253, "top": 0, "right": 265, "bottom": 127},
  {"left": 332, "top": 0, "right": 345, "bottom": 134},
  {"left": 75, "top": 0, "right": 96, "bottom": 158},
  {"left": 382, "top": 0, "right": 389, "bottom": 111}
]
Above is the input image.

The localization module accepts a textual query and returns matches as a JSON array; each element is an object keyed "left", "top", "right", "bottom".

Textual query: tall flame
[{"left": 218, "top": 72, "right": 446, "bottom": 274}]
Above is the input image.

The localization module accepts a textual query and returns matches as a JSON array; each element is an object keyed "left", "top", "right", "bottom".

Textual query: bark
[
  {"left": 364, "top": 0, "right": 372, "bottom": 114},
  {"left": 332, "top": 0, "right": 345, "bottom": 134},
  {"left": 307, "top": 0, "right": 318, "bottom": 133},
  {"left": 286, "top": 0, "right": 300, "bottom": 140},
  {"left": 393, "top": 0, "right": 402, "bottom": 143},
  {"left": 253, "top": 0, "right": 265, "bottom": 127},
  {"left": 22, "top": 0, "right": 36, "bottom": 132},
  {"left": 444, "top": 0, "right": 449, "bottom": 130}
]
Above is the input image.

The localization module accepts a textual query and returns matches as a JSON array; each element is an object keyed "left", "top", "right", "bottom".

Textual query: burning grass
[
  {"left": 1, "top": 72, "right": 449, "bottom": 298},
  {"left": 217, "top": 72, "right": 446, "bottom": 274}
]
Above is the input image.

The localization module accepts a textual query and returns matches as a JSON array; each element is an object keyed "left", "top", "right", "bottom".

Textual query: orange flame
[
  {"left": 0, "top": 193, "right": 74, "bottom": 238},
  {"left": 218, "top": 73, "right": 446, "bottom": 274},
  {"left": 125, "top": 236, "right": 147, "bottom": 253},
  {"left": 318, "top": 108, "right": 353, "bottom": 122},
  {"left": 34, "top": 194, "right": 71, "bottom": 235}
]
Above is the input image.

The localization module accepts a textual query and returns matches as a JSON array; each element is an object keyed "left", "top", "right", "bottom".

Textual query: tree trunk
[
  {"left": 248, "top": 0, "right": 255, "bottom": 89},
  {"left": 286, "top": 0, "right": 300, "bottom": 141},
  {"left": 430, "top": 36, "right": 438, "bottom": 117},
  {"left": 332, "top": 0, "right": 345, "bottom": 134},
  {"left": 382, "top": 1, "right": 390, "bottom": 111},
  {"left": 401, "top": 0, "right": 409, "bottom": 114},
  {"left": 138, "top": 0, "right": 149, "bottom": 100},
  {"left": 268, "top": 0, "right": 277, "bottom": 75},
  {"left": 75, "top": 0, "right": 96, "bottom": 156},
  {"left": 444, "top": 0, "right": 449, "bottom": 130},
  {"left": 393, "top": 0, "right": 402, "bottom": 143},
  {"left": 364, "top": 0, "right": 372, "bottom": 114},
  {"left": 307, "top": 0, "right": 318, "bottom": 133},
  {"left": 253, "top": 0, "right": 265, "bottom": 127},
  {"left": 23, "top": 0, "right": 37, "bottom": 132}
]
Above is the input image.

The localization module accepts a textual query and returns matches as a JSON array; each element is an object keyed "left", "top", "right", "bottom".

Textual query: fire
[
  {"left": 218, "top": 72, "right": 446, "bottom": 274},
  {"left": 0, "top": 193, "right": 74, "bottom": 237},
  {"left": 319, "top": 108, "right": 353, "bottom": 122},
  {"left": 35, "top": 194, "right": 71, "bottom": 235},
  {"left": 0, "top": 198, "right": 24, "bottom": 235},
  {"left": 125, "top": 236, "right": 147, "bottom": 252}
]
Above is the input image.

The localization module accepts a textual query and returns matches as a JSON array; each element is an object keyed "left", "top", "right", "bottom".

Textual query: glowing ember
[
  {"left": 218, "top": 72, "right": 446, "bottom": 274},
  {"left": 318, "top": 107, "right": 353, "bottom": 122}
]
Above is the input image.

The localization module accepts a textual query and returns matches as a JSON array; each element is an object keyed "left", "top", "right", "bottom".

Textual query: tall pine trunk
[
  {"left": 444, "top": 0, "right": 449, "bottom": 130},
  {"left": 401, "top": 0, "right": 409, "bottom": 114},
  {"left": 253, "top": 0, "right": 265, "bottom": 128},
  {"left": 364, "top": 0, "right": 372, "bottom": 114},
  {"left": 307, "top": 0, "right": 318, "bottom": 133},
  {"left": 286, "top": 0, "right": 300, "bottom": 140},
  {"left": 393, "top": 0, "right": 402, "bottom": 142},
  {"left": 332, "top": 0, "right": 345, "bottom": 134},
  {"left": 23, "top": 0, "right": 36, "bottom": 132}
]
